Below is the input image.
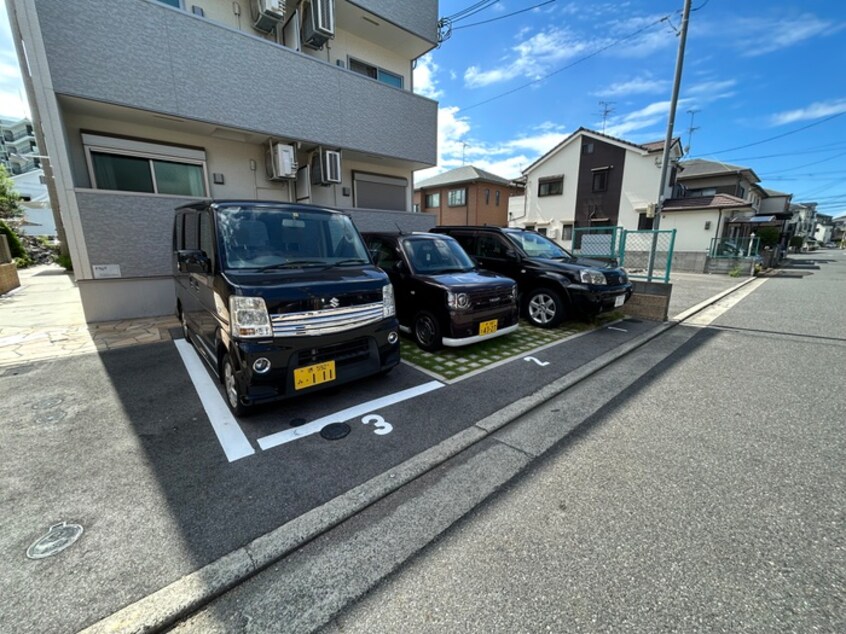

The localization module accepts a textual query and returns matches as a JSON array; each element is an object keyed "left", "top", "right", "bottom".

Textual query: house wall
[
  {"left": 760, "top": 195, "right": 790, "bottom": 214},
  {"left": 416, "top": 182, "right": 510, "bottom": 226},
  {"left": 516, "top": 137, "right": 580, "bottom": 232},
  {"left": 619, "top": 150, "right": 662, "bottom": 230},
  {"left": 574, "top": 138, "right": 626, "bottom": 227},
  {"left": 658, "top": 210, "right": 720, "bottom": 252}
]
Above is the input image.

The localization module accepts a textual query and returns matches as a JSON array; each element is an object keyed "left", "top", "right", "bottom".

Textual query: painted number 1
[{"left": 361, "top": 414, "right": 393, "bottom": 435}]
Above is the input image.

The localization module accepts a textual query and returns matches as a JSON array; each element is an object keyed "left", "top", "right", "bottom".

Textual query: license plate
[
  {"left": 479, "top": 319, "right": 498, "bottom": 336},
  {"left": 614, "top": 295, "right": 625, "bottom": 308},
  {"left": 294, "top": 360, "right": 336, "bottom": 390}
]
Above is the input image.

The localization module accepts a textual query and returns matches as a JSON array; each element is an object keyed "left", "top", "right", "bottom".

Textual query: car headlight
[
  {"left": 579, "top": 269, "right": 607, "bottom": 285},
  {"left": 383, "top": 283, "right": 396, "bottom": 318},
  {"left": 446, "top": 291, "right": 471, "bottom": 310},
  {"left": 508, "top": 285, "right": 518, "bottom": 302},
  {"left": 230, "top": 296, "right": 272, "bottom": 338}
]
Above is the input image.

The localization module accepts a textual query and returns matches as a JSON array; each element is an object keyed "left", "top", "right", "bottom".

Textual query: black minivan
[
  {"left": 363, "top": 232, "right": 518, "bottom": 351},
  {"left": 432, "top": 226, "right": 632, "bottom": 328},
  {"left": 173, "top": 201, "right": 400, "bottom": 415}
]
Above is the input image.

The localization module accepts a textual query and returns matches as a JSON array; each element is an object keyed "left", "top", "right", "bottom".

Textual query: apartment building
[
  {"left": 7, "top": 0, "right": 438, "bottom": 321},
  {"left": 0, "top": 117, "right": 40, "bottom": 175}
]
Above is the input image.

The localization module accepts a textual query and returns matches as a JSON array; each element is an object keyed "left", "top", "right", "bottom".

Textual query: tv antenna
[
  {"left": 599, "top": 101, "right": 615, "bottom": 133},
  {"left": 685, "top": 108, "right": 700, "bottom": 155}
]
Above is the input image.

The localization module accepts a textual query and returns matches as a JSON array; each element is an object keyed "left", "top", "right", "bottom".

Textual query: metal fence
[
  {"left": 572, "top": 227, "right": 677, "bottom": 283},
  {"left": 709, "top": 236, "right": 761, "bottom": 259}
]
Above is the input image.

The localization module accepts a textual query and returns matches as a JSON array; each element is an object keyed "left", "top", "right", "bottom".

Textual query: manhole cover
[
  {"left": 26, "top": 522, "right": 84, "bottom": 560},
  {"left": 290, "top": 418, "right": 307, "bottom": 427},
  {"left": 320, "top": 422, "right": 350, "bottom": 440}
]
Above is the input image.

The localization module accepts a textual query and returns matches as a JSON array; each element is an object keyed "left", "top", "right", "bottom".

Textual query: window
[
  {"left": 199, "top": 211, "right": 214, "bottom": 257},
  {"left": 538, "top": 227, "right": 547, "bottom": 236},
  {"left": 425, "top": 192, "right": 440, "bottom": 208},
  {"left": 448, "top": 188, "right": 466, "bottom": 207},
  {"left": 84, "top": 133, "right": 208, "bottom": 197},
  {"left": 495, "top": 191, "right": 501, "bottom": 206},
  {"left": 155, "top": 0, "right": 183, "bottom": 7},
  {"left": 484, "top": 188, "right": 490, "bottom": 205},
  {"left": 561, "top": 225, "right": 573, "bottom": 241},
  {"left": 413, "top": 203, "right": 420, "bottom": 213},
  {"left": 738, "top": 185, "right": 746, "bottom": 199},
  {"left": 538, "top": 178, "right": 563, "bottom": 197},
  {"left": 476, "top": 235, "right": 510, "bottom": 259},
  {"left": 592, "top": 169, "right": 609, "bottom": 193},
  {"left": 349, "top": 58, "right": 403, "bottom": 89},
  {"left": 583, "top": 143, "right": 594, "bottom": 154}
]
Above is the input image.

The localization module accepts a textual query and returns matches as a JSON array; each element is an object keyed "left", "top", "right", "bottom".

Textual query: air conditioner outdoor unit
[
  {"left": 267, "top": 142, "right": 298, "bottom": 180},
  {"left": 252, "top": 0, "right": 285, "bottom": 34},
  {"left": 302, "top": 0, "right": 335, "bottom": 49},
  {"left": 310, "top": 148, "right": 342, "bottom": 185}
]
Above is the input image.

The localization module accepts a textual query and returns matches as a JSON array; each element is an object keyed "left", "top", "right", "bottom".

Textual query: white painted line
[
  {"left": 524, "top": 356, "right": 550, "bottom": 367},
  {"left": 174, "top": 339, "right": 256, "bottom": 462},
  {"left": 257, "top": 380, "right": 445, "bottom": 451},
  {"left": 607, "top": 326, "right": 628, "bottom": 332},
  {"left": 683, "top": 278, "right": 769, "bottom": 328}
]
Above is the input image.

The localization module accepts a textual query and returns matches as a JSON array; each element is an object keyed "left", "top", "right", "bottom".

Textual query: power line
[
  {"left": 759, "top": 151, "right": 846, "bottom": 176},
  {"left": 457, "top": 14, "right": 672, "bottom": 114},
  {"left": 689, "top": 112, "right": 846, "bottom": 157},
  {"left": 445, "top": 0, "right": 500, "bottom": 22},
  {"left": 454, "top": 0, "right": 556, "bottom": 30}
]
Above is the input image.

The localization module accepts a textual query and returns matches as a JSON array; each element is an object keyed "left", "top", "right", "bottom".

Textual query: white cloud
[
  {"left": 769, "top": 98, "right": 846, "bottom": 126},
  {"left": 685, "top": 79, "right": 737, "bottom": 96},
  {"left": 412, "top": 54, "right": 442, "bottom": 100},
  {"left": 464, "top": 27, "right": 590, "bottom": 88},
  {"left": 414, "top": 107, "right": 567, "bottom": 183},
  {"left": 593, "top": 75, "right": 670, "bottom": 97}
]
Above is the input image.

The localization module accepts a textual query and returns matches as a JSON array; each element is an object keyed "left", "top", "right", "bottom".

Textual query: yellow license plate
[
  {"left": 479, "top": 319, "right": 498, "bottom": 336},
  {"left": 294, "top": 360, "right": 336, "bottom": 390}
]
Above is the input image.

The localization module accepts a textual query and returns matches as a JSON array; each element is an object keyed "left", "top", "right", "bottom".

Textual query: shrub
[{"left": 0, "top": 219, "right": 29, "bottom": 262}]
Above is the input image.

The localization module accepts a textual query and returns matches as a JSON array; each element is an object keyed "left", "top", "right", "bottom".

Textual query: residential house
[
  {"left": 413, "top": 166, "right": 521, "bottom": 227},
  {"left": 0, "top": 117, "right": 40, "bottom": 175},
  {"left": 660, "top": 159, "right": 793, "bottom": 269},
  {"left": 8, "top": 0, "right": 439, "bottom": 321},
  {"left": 814, "top": 213, "right": 833, "bottom": 245},
  {"left": 508, "top": 128, "right": 683, "bottom": 247},
  {"left": 788, "top": 201, "right": 818, "bottom": 245}
]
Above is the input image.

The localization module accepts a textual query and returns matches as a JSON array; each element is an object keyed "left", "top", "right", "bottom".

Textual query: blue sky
[
  {"left": 412, "top": 0, "right": 846, "bottom": 218},
  {"left": 2, "top": 1, "right": 845, "bottom": 217}
]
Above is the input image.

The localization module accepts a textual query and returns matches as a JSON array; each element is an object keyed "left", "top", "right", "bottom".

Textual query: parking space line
[
  {"left": 257, "top": 380, "right": 445, "bottom": 451},
  {"left": 174, "top": 339, "right": 256, "bottom": 462}
]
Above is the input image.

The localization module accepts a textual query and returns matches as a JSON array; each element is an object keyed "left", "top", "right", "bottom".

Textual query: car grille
[
  {"left": 297, "top": 338, "right": 371, "bottom": 366},
  {"left": 270, "top": 302, "right": 384, "bottom": 336},
  {"left": 603, "top": 270, "right": 627, "bottom": 286},
  {"left": 468, "top": 288, "right": 515, "bottom": 310}
]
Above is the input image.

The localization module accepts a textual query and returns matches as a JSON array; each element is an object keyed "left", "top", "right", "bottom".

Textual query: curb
[{"left": 81, "top": 279, "right": 758, "bottom": 634}]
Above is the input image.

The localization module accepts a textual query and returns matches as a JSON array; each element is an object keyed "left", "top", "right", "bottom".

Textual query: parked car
[
  {"left": 174, "top": 201, "right": 400, "bottom": 415},
  {"left": 363, "top": 232, "right": 518, "bottom": 351},
  {"left": 431, "top": 226, "right": 632, "bottom": 328}
]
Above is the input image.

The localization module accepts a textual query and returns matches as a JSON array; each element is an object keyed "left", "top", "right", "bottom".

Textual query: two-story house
[
  {"left": 7, "top": 0, "right": 439, "bottom": 321},
  {"left": 508, "top": 128, "right": 682, "bottom": 248},
  {"left": 413, "top": 166, "right": 521, "bottom": 227}
]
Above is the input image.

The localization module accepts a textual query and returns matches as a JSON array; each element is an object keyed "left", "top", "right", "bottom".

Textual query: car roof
[{"left": 175, "top": 200, "right": 346, "bottom": 215}]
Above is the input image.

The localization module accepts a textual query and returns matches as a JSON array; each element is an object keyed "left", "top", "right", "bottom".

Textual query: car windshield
[
  {"left": 216, "top": 205, "right": 370, "bottom": 271},
  {"left": 401, "top": 236, "right": 475, "bottom": 274},
  {"left": 505, "top": 230, "right": 572, "bottom": 259}
]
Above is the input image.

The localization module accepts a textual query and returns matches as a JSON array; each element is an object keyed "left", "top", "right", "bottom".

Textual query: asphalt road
[{"left": 168, "top": 252, "right": 845, "bottom": 632}]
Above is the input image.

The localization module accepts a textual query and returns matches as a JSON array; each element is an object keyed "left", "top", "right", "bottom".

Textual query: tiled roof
[
  {"left": 763, "top": 188, "right": 790, "bottom": 197},
  {"left": 662, "top": 194, "right": 751, "bottom": 212},
  {"left": 415, "top": 165, "right": 514, "bottom": 190},
  {"left": 677, "top": 158, "right": 760, "bottom": 182}
]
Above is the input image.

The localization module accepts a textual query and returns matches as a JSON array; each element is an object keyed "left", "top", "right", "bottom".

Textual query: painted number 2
[{"left": 361, "top": 414, "right": 393, "bottom": 435}]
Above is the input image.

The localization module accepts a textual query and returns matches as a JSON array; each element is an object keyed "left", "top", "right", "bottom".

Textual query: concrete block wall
[{"left": 0, "top": 263, "right": 20, "bottom": 294}]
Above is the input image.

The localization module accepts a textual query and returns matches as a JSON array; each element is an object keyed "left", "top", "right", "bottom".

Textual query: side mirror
[
  {"left": 505, "top": 250, "right": 520, "bottom": 262},
  {"left": 393, "top": 260, "right": 406, "bottom": 273},
  {"left": 177, "top": 249, "right": 210, "bottom": 274}
]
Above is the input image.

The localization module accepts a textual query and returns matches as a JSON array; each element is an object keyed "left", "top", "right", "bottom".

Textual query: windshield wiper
[
  {"left": 432, "top": 267, "right": 471, "bottom": 274},
  {"left": 256, "top": 260, "right": 327, "bottom": 272},
  {"left": 333, "top": 259, "right": 369, "bottom": 266}
]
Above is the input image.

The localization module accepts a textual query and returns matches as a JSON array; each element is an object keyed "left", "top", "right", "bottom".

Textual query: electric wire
[{"left": 454, "top": 0, "right": 556, "bottom": 30}]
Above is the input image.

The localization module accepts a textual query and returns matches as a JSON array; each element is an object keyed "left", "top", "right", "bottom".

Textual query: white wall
[
  {"left": 620, "top": 150, "right": 662, "bottom": 230},
  {"left": 658, "top": 211, "right": 719, "bottom": 252},
  {"left": 513, "top": 139, "right": 580, "bottom": 235}
]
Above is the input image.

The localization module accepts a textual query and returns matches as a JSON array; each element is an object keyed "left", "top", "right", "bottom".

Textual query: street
[{"left": 168, "top": 252, "right": 845, "bottom": 633}]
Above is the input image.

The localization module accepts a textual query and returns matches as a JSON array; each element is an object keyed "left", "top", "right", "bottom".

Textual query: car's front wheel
[
  {"left": 221, "top": 354, "right": 251, "bottom": 417},
  {"left": 525, "top": 287, "right": 565, "bottom": 328},
  {"left": 413, "top": 311, "right": 443, "bottom": 351}
]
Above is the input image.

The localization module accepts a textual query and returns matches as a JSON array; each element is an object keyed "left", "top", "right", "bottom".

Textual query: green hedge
[{"left": 0, "top": 219, "right": 28, "bottom": 260}]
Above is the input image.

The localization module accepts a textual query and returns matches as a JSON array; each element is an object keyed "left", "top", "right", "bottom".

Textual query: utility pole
[
  {"left": 685, "top": 108, "right": 700, "bottom": 155},
  {"left": 461, "top": 142, "right": 468, "bottom": 166},
  {"left": 654, "top": 0, "right": 692, "bottom": 230},
  {"left": 599, "top": 101, "right": 615, "bottom": 134},
  {"left": 647, "top": 0, "right": 692, "bottom": 281}
]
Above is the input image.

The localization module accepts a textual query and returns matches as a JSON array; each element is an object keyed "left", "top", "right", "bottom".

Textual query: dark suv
[
  {"left": 431, "top": 226, "right": 632, "bottom": 328},
  {"left": 363, "top": 232, "right": 518, "bottom": 351}
]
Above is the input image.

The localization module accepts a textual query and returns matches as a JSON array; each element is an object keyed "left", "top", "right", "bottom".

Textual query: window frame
[
  {"left": 592, "top": 169, "right": 609, "bottom": 193},
  {"left": 83, "top": 133, "right": 209, "bottom": 197},
  {"left": 348, "top": 56, "right": 404, "bottom": 89},
  {"left": 447, "top": 188, "right": 467, "bottom": 207},
  {"left": 495, "top": 190, "right": 501, "bottom": 206},
  {"left": 538, "top": 177, "right": 563, "bottom": 197},
  {"left": 425, "top": 192, "right": 440, "bottom": 208},
  {"left": 561, "top": 224, "right": 573, "bottom": 241}
]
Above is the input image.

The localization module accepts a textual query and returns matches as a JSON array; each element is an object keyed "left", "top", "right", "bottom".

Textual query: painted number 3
[{"left": 361, "top": 414, "right": 393, "bottom": 435}]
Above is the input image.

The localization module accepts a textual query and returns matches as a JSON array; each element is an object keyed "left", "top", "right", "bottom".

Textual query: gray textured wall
[
  {"left": 36, "top": 0, "right": 437, "bottom": 165},
  {"left": 75, "top": 193, "right": 436, "bottom": 279},
  {"left": 348, "top": 0, "right": 438, "bottom": 43}
]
